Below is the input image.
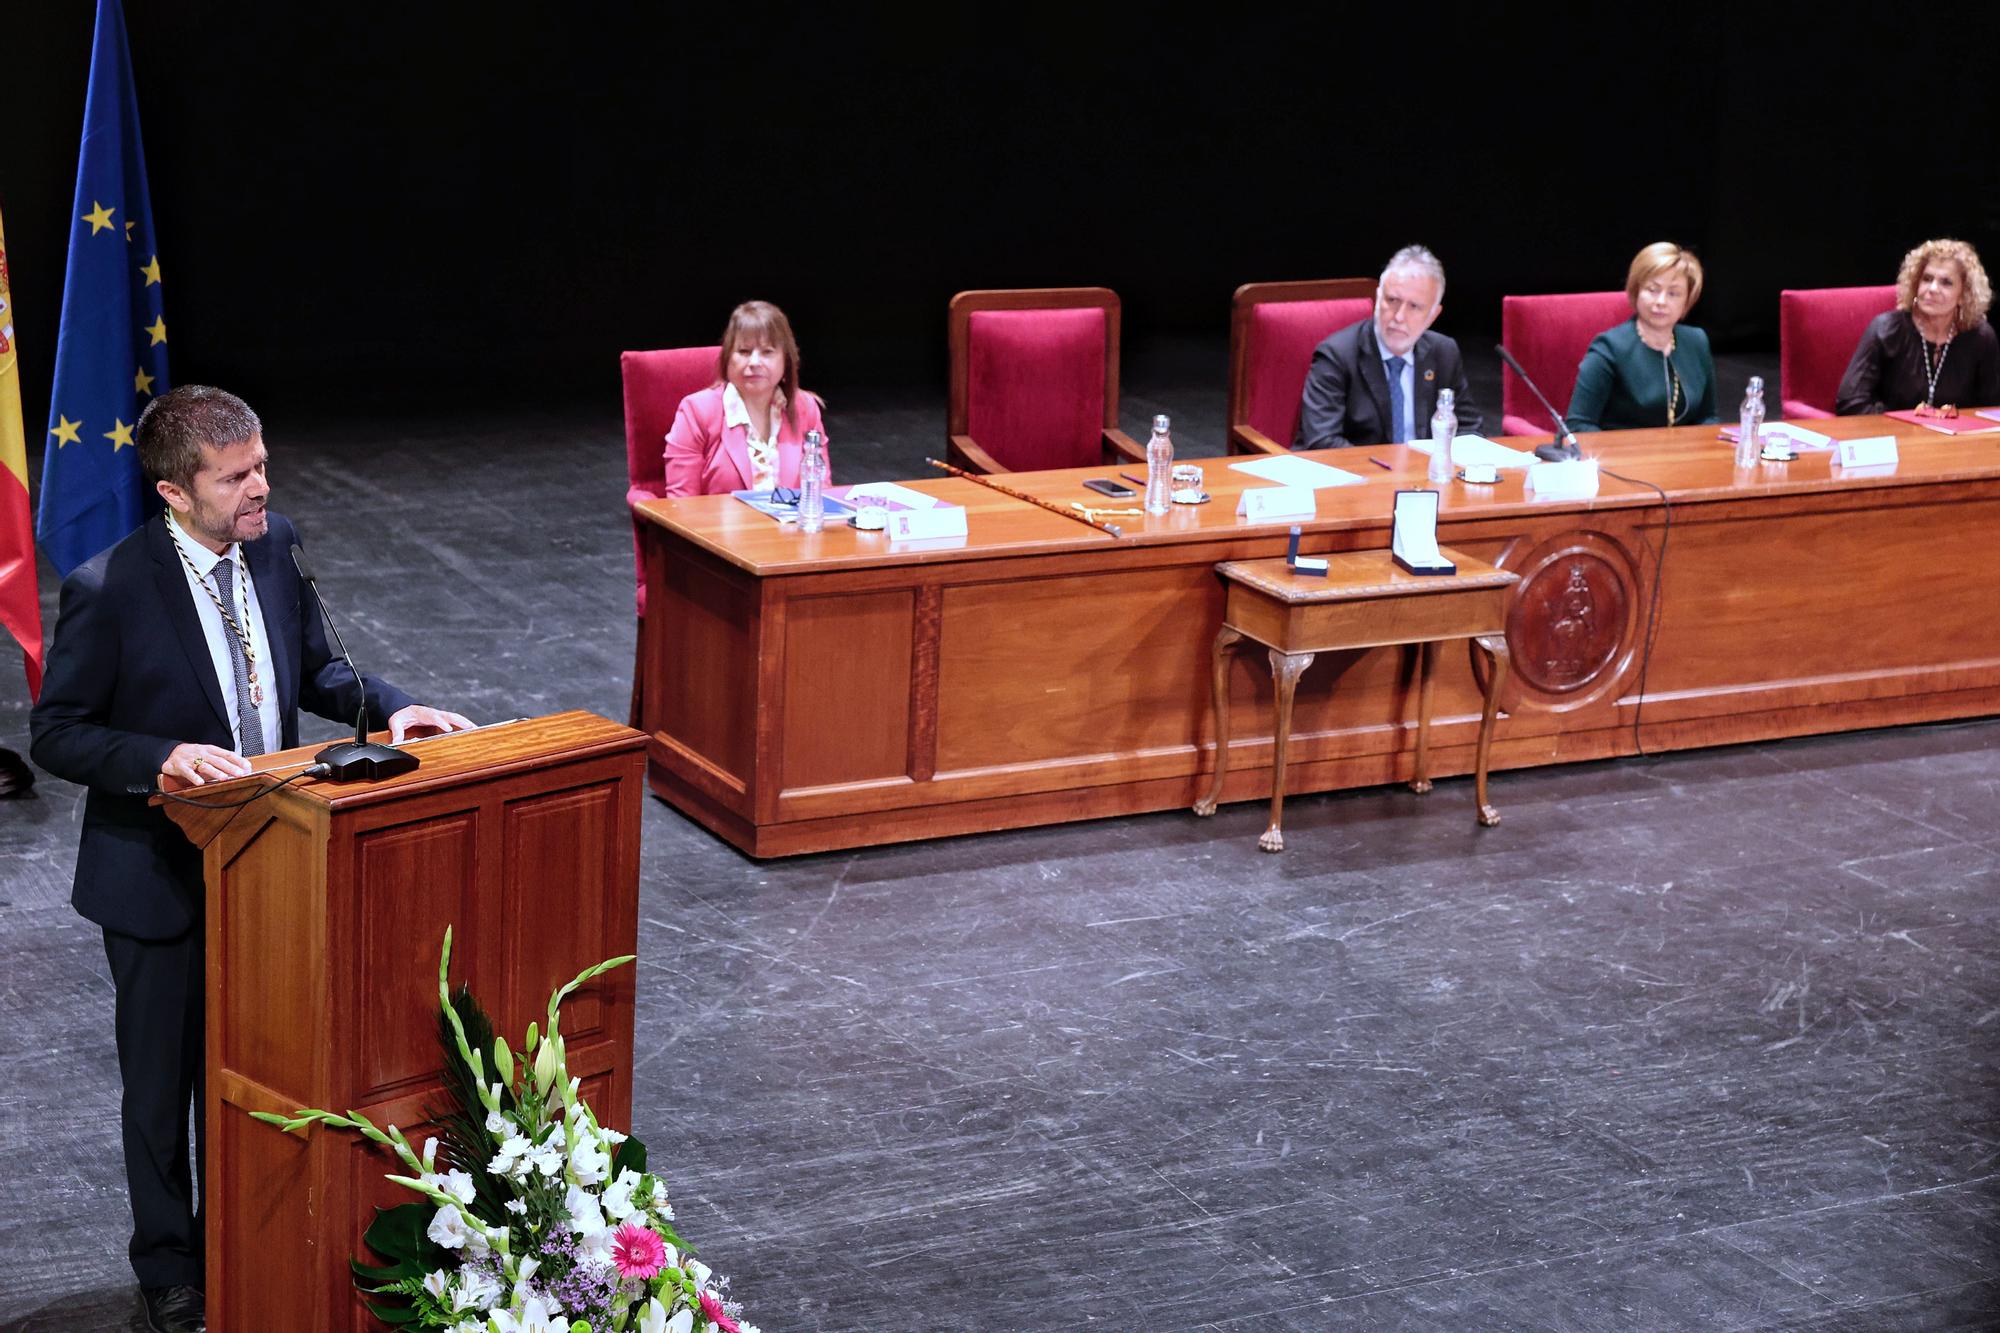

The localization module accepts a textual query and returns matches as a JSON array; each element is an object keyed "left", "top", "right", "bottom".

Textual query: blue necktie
[{"left": 1386, "top": 356, "right": 1409, "bottom": 443}]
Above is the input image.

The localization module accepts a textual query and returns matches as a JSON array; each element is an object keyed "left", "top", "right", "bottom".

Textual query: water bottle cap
[
  {"left": 1152, "top": 414, "right": 1170, "bottom": 432},
  {"left": 1746, "top": 376, "right": 1763, "bottom": 393},
  {"left": 805, "top": 430, "right": 822, "bottom": 444},
  {"left": 1437, "top": 388, "right": 1454, "bottom": 406}
]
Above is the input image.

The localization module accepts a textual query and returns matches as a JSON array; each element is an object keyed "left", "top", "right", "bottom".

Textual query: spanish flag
[{"left": 0, "top": 208, "right": 45, "bottom": 698}]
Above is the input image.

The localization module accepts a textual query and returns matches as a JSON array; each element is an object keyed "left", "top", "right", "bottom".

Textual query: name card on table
[
  {"left": 1236, "top": 486, "right": 1316, "bottom": 521},
  {"left": 1524, "top": 457, "right": 1600, "bottom": 499},
  {"left": 886, "top": 507, "right": 969, "bottom": 541},
  {"left": 1833, "top": 435, "right": 1899, "bottom": 469}
]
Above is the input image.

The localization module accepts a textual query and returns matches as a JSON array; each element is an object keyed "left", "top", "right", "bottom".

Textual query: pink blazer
[{"left": 662, "top": 385, "right": 831, "bottom": 498}]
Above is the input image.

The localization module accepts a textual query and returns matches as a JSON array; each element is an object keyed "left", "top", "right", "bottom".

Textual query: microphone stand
[
  {"left": 1496, "top": 345, "right": 1583, "bottom": 461},
  {"left": 291, "top": 545, "right": 419, "bottom": 781}
]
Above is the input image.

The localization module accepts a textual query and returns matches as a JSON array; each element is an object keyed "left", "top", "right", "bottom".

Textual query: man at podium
[{"left": 29, "top": 385, "right": 471, "bottom": 1333}]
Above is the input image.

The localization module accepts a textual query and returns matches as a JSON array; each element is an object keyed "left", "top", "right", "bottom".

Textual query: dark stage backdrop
[{"left": 4, "top": 8, "right": 1996, "bottom": 427}]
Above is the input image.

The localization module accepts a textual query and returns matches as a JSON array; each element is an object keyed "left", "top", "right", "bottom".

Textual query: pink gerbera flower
[
  {"left": 698, "top": 1288, "right": 742, "bottom": 1333},
  {"left": 610, "top": 1222, "right": 667, "bottom": 1279}
]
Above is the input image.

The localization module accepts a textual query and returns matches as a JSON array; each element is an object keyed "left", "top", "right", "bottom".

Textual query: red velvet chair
[
  {"left": 620, "top": 345, "right": 720, "bottom": 724},
  {"left": 1227, "top": 278, "right": 1377, "bottom": 454},
  {"left": 1499, "top": 291, "right": 1631, "bottom": 437},
  {"left": 1779, "top": 285, "right": 1896, "bottom": 418},
  {"left": 947, "top": 288, "right": 1144, "bottom": 473}
]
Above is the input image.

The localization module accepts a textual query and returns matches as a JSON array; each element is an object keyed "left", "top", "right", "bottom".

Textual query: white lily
[
  {"left": 569, "top": 1133, "right": 610, "bottom": 1186},
  {"left": 454, "top": 1268, "right": 501, "bottom": 1311},
  {"left": 426, "top": 1204, "right": 474, "bottom": 1251},
  {"left": 567, "top": 1183, "right": 607, "bottom": 1235},
  {"left": 488, "top": 1295, "right": 565, "bottom": 1333},
  {"left": 600, "top": 1167, "right": 641, "bottom": 1221},
  {"left": 439, "top": 1167, "right": 478, "bottom": 1205}
]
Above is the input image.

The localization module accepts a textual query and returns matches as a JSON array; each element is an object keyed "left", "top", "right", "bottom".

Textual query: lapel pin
[{"left": 1423, "top": 368, "right": 1436, "bottom": 382}]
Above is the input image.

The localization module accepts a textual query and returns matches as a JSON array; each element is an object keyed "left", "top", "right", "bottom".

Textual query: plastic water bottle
[
  {"left": 1736, "top": 377, "right": 1764, "bottom": 467},
  {"left": 1428, "top": 389, "right": 1457, "bottom": 484},
  {"left": 1144, "top": 414, "right": 1173, "bottom": 515},
  {"left": 798, "top": 430, "right": 825, "bottom": 533}
]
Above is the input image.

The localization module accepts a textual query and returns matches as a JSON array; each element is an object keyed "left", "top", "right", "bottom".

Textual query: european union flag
[{"left": 36, "top": 0, "right": 169, "bottom": 577}]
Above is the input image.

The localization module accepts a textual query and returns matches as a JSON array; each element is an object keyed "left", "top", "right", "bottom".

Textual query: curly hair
[{"left": 1896, "top": 238, "right": 1992, "bottom": 331}]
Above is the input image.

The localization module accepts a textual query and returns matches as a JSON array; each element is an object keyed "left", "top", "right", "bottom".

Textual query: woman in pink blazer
[{"left": 663, "top": 300, "right": 830, "bottom": 498}]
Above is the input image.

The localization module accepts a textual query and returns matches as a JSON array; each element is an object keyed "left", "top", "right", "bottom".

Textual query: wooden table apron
[{"left": 635, "top": 422, "right": 2000, "bottom": 857}]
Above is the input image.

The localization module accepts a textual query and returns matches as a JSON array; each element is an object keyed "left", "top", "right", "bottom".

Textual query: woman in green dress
[{"left": 1565, "top": 242, "right": 1718, "bottom": 433}]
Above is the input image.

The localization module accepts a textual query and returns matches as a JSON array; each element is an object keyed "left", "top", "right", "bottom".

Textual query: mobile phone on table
[{"left": 1083, "top": 478, "right": 1136, "bottom": 497}]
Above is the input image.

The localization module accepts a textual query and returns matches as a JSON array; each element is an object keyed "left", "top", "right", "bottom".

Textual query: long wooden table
[{"left": 633, "top": 417, "right": 2000, "bottom": 857}]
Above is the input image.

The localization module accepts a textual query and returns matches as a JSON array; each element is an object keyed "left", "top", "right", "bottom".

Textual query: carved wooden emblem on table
[{"left": 1500, "top": 539, "right": 1638, "bottom": 708}]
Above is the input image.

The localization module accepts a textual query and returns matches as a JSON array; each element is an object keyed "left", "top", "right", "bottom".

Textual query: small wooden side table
[{"left": 1193, "top": 549, "right": 1520, "bottom": 851}]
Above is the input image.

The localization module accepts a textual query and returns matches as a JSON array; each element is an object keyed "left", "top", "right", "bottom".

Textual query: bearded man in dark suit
[{"left": 30, "top": 385, "right": 471, "bottom": 1333}]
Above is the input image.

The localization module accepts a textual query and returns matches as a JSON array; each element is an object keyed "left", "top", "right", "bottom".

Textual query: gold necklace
[
  {"left": 1661, "top": 331, "right": 1684, "bottom": 426},
  {"left": 173, "top": 536, "right": 266, "bottom": 708}
]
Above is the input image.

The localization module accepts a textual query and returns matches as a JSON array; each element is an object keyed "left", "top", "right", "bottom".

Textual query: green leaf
[
  {"left": 612, "top": 1135, "right": 649, "bottom": 1175},
  {"left": 356, "top": 1201, "right": 448, "bottom": 1277}
]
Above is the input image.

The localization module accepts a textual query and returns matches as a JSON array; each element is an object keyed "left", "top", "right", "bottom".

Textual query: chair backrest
[
  {"left": 1229, "top": 279, "right": 1377, "bottom": 448},
  {"left": 620, "top": 346, "right": 720, "bottom": 613},
  {"left": 1779, "top": 285, "right": 1896, "bottom": 417},
  {"left": 949, "top": 288, "right": 1119, "bottom": 472},
  {"left": 1499, "top": 291, "right": 1632, "bottom": 435}
]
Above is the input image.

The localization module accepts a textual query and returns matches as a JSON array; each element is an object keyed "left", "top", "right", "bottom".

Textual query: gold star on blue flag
[{"left": 36, "top": 0, "right": 171, "bottom": 576}]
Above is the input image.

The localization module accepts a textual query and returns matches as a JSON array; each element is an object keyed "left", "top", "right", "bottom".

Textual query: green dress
[{"left": 1564, "top": 318, "right": 1718, "bottom": 433}]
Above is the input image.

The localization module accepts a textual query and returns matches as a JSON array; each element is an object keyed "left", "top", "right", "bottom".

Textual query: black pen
[
  {"left": 1367, "top": 457, "right": 1392, "bottom": 470},
  {"left": 1119, "top": 472, "right": 1147, "bottom": 487}
]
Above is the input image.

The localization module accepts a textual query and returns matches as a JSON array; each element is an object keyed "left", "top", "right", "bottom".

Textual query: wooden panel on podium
[{"left": 160, "top": 711, "right": 646, "bottom": 1333}]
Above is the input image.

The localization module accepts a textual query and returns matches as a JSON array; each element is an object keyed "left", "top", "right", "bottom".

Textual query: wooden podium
[{"left": 159, "top": 711, "right": 646, "bottom": 1332}]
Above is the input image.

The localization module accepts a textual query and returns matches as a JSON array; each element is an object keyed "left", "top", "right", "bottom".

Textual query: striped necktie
[{"left": 209, "top": 559, "right": 266, "bottom": 757}]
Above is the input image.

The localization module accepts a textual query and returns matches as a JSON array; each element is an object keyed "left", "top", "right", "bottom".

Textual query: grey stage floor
[{"left": 2, "top": 344, "right": 1997, "bottom": 1330}]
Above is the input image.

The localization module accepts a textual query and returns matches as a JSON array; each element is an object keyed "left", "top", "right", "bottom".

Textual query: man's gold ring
[{"left": 192, "top": 757, "right": 206, "bottom": 770}]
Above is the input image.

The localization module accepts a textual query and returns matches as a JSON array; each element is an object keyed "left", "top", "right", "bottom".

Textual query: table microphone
[
  {"left": 1496, "top": 345, "right": 1583, "bottom": 462},
  {"left": 291, "top": 544, "right": 420, "bottom": 781}
]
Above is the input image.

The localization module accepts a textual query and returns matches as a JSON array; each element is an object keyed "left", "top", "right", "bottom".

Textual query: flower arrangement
[{"left": 253, "top": 929, "right": 756, "bottom": 1333}]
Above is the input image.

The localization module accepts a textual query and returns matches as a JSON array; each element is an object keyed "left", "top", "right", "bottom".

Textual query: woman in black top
[{"left": 1836, "top": 238, "right": 1999, "bottom": 416}]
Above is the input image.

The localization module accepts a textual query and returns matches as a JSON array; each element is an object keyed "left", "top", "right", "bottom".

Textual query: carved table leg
[
  {"left": 1194, "top": 625, "right": 1244, "bottom": 817},
  {"left": 1472, "top": 633, "right": 1511, "bottom": 827},
  {"left": 1409, "top": 639, "right": 1437, "bottom": 794},
  {"left": 1260, "top": 649, "right": 1315, "bottom": 852}
]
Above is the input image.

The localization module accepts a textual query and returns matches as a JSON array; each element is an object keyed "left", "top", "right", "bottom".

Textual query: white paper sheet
[
  {"left": 841, "top": 481, "right": 947, "bottom": 510},
  {"left": 1229, "top": 455, "right": 1366, "bottom": 488},
  {"left": 1408, "top": 434, "right": 1539, "bottom": 468},
  {"left": 1720, "top": 422, "right": 1835, "bottom": 450}
]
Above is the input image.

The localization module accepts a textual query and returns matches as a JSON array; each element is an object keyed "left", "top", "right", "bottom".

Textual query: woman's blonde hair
[
  {"left": 1625, "top": 241, "right": 1704, "bottom": 312},
  {"left": 1896, "top": 238, "right": 1992, "bottom": 331}
]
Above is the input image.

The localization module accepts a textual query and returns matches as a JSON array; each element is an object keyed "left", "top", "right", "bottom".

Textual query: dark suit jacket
[
  {"left": 1294, "top": 319, "right": 1483, "bottom": 449},
  {"left": 30, "top": 512, "right": 416, "bottom": 940}
]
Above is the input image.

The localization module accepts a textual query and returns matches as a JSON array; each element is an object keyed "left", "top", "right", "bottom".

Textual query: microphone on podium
[
  {"left": 1496, "top": 345, "right": 1583, "bottom": 462},
  {"left": 291, "top": 544, "right": 420, "bottom": 782}
]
